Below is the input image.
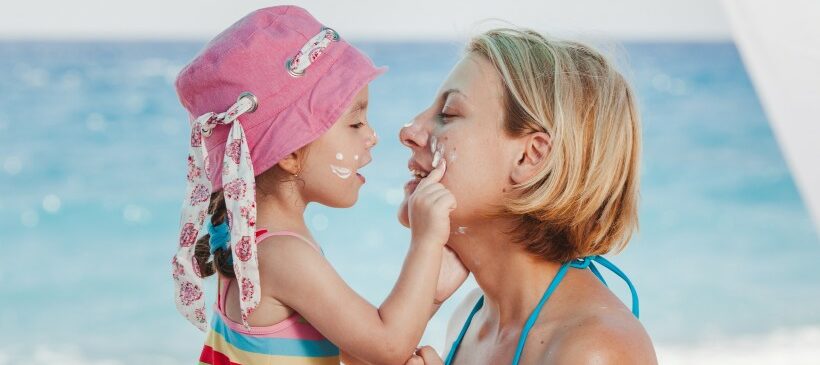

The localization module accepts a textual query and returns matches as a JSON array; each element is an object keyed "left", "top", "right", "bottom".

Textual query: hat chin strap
[{"left": 172, "top": 92, "right": 261, "bottom": 331}]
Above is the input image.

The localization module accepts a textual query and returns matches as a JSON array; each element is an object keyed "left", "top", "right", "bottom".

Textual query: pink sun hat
[
  {"left": 171, "top": 5, "right": 386, "bottom": 332},
  {"left": 176, "top": 5, "right": 386, "bottom": 190}
]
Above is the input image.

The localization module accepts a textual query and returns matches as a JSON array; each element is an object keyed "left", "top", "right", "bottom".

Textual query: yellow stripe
[{"left": 206, "top": 329, "right": 340, "bottom": 365}]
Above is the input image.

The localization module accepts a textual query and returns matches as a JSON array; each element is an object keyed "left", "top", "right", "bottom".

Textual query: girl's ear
[
  {"left": 510, "top": 132, "right": 552, "bottom": 184},
  {"left": 277, "top": 152, "right": 301, "bottom": 176}
]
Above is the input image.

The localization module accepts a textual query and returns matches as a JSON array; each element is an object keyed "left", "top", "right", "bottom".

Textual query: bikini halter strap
[{"left": 445, "top": 256, "right": 639, "bottom": 365}]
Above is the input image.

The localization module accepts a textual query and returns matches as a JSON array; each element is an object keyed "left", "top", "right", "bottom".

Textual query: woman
[{"left": 398, "top": 28, "right": 657, "bottom": 364}]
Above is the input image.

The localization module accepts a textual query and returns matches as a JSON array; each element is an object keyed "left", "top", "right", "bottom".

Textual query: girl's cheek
[
  {"left": 328, "top": 150, "right": 353, "bottom": 180},
  {"left": 329, "top": 164, "right": 352, "bottom": 179}
]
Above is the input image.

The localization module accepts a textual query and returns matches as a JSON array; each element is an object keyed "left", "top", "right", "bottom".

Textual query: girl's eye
[{"left": 351, "top": 122, "right": 366, "bottom": 129}]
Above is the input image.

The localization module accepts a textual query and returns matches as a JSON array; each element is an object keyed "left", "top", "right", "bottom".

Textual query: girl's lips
[{"left": 357, "top": 172, "right": 366, "bottom": 183}]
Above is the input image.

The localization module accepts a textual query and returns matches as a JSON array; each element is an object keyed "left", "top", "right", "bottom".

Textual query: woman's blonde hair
[{"left": 468, "top": 28, "right": 641, "bottom": 262}]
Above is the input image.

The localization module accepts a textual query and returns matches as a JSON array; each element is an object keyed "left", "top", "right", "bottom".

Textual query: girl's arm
[{"left": 259, "top": 161, "right": 455, "bottom": 365}]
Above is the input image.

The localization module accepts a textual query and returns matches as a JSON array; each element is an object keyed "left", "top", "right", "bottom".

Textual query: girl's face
[
  {"left": 299, "top": 86, "right": 377, "bottom": 208},
  {"left": 399, "top": 54, "right": 519, "bottom": 226}
]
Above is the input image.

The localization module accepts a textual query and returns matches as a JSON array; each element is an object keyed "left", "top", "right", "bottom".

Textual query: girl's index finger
[{"left": 416, "top": 158, "right": 446, "bottom": 191}]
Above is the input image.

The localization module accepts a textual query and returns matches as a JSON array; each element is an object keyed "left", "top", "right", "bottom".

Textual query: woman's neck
[{"left": 448, "top": 218, "right": 563, "bottom": 329}]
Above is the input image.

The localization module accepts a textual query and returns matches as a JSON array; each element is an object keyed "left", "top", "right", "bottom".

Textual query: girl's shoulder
[
  {"left": 256, "top": 232, "right": 325, "bottom": 268},
  {"left": 255, "top": 232, "right": 329, "bottom": 288}
]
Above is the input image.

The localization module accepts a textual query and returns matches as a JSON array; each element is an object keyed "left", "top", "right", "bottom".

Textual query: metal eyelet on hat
[
  {"left": 322, "top": 27, "right": 340, "bottom": 41},
  {"left": 285, "top": 58, "right": 305, "bottom": 77},
  {"left": 237, "top": 92, "right": 258, "bottom": 113},
  {"left": 201, "top": 92, "right": 259, "bottom": 137}
]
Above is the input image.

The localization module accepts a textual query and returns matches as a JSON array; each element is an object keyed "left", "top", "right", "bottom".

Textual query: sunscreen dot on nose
[{"left": 336, "top": 153, "right": 344, "bottom": 161}]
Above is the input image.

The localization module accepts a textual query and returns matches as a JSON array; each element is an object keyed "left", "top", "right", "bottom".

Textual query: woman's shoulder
[
  {"left": 444, "top": 287, "right": 483, "bottom": 353},
  {"left": 545, "top": 308, "right": 657, "bottom": 364}
]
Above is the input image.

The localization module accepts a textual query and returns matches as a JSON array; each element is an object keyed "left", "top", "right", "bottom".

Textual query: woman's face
[
  {"left": 300, "top": 86, "right": 377, "bottom": 208},
  {"left": 399, "top": 54, "right": 520, "bottom": 227}
]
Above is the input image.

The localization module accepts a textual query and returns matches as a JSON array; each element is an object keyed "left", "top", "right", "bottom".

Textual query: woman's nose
[{"left": 399, "top": 117, "right": 428, "bottom": 150}]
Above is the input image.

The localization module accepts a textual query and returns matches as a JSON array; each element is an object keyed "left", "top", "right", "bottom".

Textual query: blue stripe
[{"left": 211, "top": 313, "right": 340, "bottom": 357}]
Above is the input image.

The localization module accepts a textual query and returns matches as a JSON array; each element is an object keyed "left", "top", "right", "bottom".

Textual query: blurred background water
[{"left": 0, "top": 40, "right": 818, "bottom": 364}]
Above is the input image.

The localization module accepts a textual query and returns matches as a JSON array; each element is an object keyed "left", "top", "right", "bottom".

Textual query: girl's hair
[
  {"left": 194, "top": 146, "right": 310, "bottom": 278},
  {"left": 194, "top": 191, "right": 234, "bottom": 278},
  {"left": 468, "top": 28, "right": 641, "bottom": 262}
]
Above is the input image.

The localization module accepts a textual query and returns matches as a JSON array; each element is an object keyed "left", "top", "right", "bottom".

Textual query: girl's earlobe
[{"left": 277, "top": 152, "right": 301, "bottom": 176}]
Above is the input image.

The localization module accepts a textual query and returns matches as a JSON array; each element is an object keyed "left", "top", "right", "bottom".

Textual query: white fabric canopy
[{"left": 723, "top": 0, "right": 820, "bottom": 236}]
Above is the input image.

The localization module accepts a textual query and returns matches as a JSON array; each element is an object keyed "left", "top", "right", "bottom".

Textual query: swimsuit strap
[
  {"left": 444, "top": 256, "right": 639, "bottom": 365},
  {"left": 570, "top": 255, "right": 639, "bottom": 317},
  {"left": 257, "top": 230, "right": 325, "bottom": 255},
  {"left": 443, "top": 296, "right": 484, "bottom": 365}
]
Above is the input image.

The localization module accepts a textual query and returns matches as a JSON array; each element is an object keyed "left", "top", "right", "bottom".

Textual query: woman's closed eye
[
  {"left": 350, "top": 121, "right": 366, "bottom": 129},
  {"left": 437, "top": 112, "right": 456, "bottom": 123}
]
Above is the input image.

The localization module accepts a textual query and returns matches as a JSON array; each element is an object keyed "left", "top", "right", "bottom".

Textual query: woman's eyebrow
[{"left": 441, "top": 88, "right": 465, "bottom": 100}]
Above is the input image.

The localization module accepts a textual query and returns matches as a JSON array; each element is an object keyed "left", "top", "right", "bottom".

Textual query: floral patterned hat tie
[
  {"left": 172, "top": 93, "right": 258, "bottom": 331},
  {"left": 171, "top": 5, "right": 385, "bottom": 331}
]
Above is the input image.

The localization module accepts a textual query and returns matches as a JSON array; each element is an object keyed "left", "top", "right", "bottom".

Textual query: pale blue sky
[{"left": 0, "top": 0, "right": 731, "bottom": 41}]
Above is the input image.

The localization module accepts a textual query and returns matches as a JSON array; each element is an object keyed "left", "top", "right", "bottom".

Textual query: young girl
[{"left": 170, "top": 6, "right": 456, "bottom": 365}]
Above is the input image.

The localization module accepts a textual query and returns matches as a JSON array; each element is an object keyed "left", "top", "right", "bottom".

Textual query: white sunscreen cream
[{"left": 330, "top": 165, "right": 352, "bottom": 179}]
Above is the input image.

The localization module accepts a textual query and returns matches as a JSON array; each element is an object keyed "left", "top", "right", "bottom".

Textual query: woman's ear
[
  {"left": 277, "top": 152, "right": 301, "bottom": 176},
  {"left": 510, "top": 132, "right": 551, "bottom": 184}
]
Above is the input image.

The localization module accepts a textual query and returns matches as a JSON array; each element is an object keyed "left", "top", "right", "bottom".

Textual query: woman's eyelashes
[
  {"left": 350, "top": 121, "right": 366, "bottom": 129},
  {"left": 437, "top": 101, "right": 459, "bottom": 123},
  {"left": 437, "top": 112, "right": 456, "bottom": 123}
]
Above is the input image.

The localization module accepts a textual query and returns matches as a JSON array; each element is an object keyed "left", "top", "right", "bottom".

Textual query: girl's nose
[
  {"left": 365, "top": 124, "right": 378, "bottom": 149},
  {"left": 399, "top": 117, "right": 428, "bottom": 150}
]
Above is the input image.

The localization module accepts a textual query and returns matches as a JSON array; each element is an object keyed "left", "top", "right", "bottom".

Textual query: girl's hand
[
  {"left": 408, "top": 160, "right": 456, "bottom": 247},
  {"left": 434, "top": 245, "right": 469, "bottom": 304},
  {"left": 406, "top": 346, "right": 444, "bottom": 365}
]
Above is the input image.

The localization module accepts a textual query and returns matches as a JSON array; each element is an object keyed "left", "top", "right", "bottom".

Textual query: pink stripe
[{"left": 216, "top": 310, "right": 328, "bottom": 341}]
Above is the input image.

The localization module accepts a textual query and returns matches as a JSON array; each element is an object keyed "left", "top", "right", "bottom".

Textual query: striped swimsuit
[{"left": 199, "top": 229, "right": 340, "bottom": 365}]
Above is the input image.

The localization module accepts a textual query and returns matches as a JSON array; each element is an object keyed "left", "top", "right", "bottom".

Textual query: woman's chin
[{"left": 397, "top": 199, "right": 410, "bottom": 227}]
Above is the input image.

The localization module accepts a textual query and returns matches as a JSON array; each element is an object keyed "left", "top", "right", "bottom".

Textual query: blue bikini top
[{"left": 444, "top": 256, "right": 639, "bottom": 365}]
